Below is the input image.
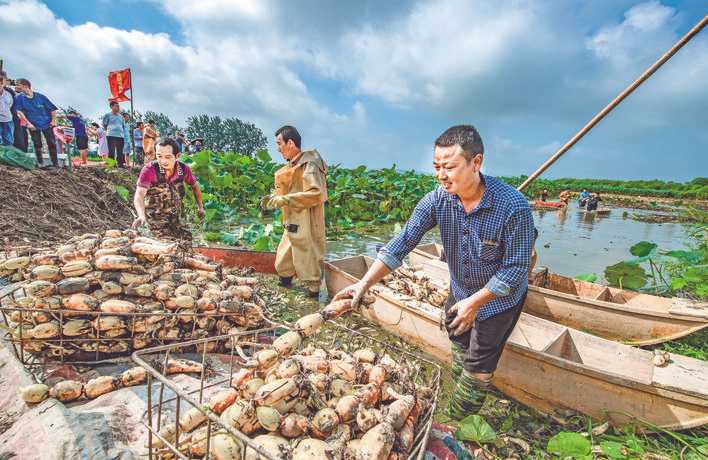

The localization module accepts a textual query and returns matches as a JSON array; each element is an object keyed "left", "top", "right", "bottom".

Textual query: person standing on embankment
[
  {"left": 13, "top": 78, "right": 59, "bottom": 168},
  {"left": 143, "top": 120, "right": 158, "bottom": 162},
  {"left": 67, "top": 110, "right": 89, "bottom": 166},
  {"left": 333, "top": 124, "right": 535, "bottom": 420},
  {"left": 102, "top": 101, "right": 127, "bottom": 168},
  {"left": 133, "top": 121, "right": 145, "bottom": 165},
  {"left": 132, "top": 137, "right": 205, "bottom": 243},
  {"left": 262, "top": 125, "right": 328, "bottom": 298}
]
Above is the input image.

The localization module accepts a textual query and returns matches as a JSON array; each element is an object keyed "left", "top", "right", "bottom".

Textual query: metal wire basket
[
  {"left": 0, "top": 281, "right": 271, "bottom": 366},
  {"left": 133, "top": 322, "right": 441, "bottom": 460}
]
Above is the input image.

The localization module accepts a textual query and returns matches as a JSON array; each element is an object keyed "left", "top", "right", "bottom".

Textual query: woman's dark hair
[
  {"left": 90, "top": 122, "right": 99, "bottom": 128},
  {"left": 158, "top": 138, "right": 181, "bottom": 156}
]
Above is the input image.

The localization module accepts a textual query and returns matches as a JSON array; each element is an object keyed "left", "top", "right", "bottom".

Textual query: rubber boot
[
  {"left": 305, "top": 281, "right": 320, "bottom": 299},
  {"left": 279, "top": 276, "right": 293, "bottom": 288},
  {"left": 446, "top": 370, "right": 492, "bottom": 420},
  {"left": 451, "top": 343, "right": 465, "bottom": 378}
]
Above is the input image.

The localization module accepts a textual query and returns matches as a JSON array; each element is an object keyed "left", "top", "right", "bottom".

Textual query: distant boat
[
  {"left": 532, "top": 200, "right": 566, "bottom": 210},
  {"left": 409, "top": 243, "right": 707, "bottom": 345}
]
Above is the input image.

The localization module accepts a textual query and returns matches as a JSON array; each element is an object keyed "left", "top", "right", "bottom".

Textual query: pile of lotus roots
[
  {"left": 380, "top": 264, "right": 448, "bottom": 308},
  {"left": 0, "top": 229, "right": 267, "bottom": 361},
  {"left": 150, "top": 300, "right": 436, "bottom": 460}
]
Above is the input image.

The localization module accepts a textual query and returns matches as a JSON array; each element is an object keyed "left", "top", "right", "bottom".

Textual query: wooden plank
[{"left": 669, "top": 299, "right": 708, "bottom": 319}]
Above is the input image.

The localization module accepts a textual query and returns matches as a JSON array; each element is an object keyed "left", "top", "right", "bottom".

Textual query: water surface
[{"left": 326, "top": 206, "right": 691, "bottom": 281}]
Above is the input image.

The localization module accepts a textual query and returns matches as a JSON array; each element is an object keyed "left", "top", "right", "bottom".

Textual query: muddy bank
[{"left": 0, "top": 166, "right": 137, "bottom": 247}]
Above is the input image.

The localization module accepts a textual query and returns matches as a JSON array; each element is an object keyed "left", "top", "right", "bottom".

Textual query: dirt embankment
[
  {"left": 594, "top": 193, "right": 708, "bottom": 211},
  {"left": 0, "top": 166, "right": 138, "bottom": 247}
]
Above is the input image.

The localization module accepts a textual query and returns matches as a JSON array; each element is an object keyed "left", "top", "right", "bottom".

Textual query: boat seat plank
[
  {"left": 566, "top": 329, "right": 653, "bottom": 385},
  {"left": 593, "top": 287, "right": 611, "bottom": 302},
  {"left": 509, "top": 314, "right": 566, "bottom": 351},
  {"left": 542, "top": 329, "right": 583, "bottom": 364},
  {"left": 669, "top": 299, "right": 708, "bottom": 319},
  {"left": 652, "top": 353, "right": 708, "bottom": 398},
  {"left": 421, "top": 260, "right": 451, "bottom": 283},
  {"left": 330, "top": 256, "right": 369, "bottom": 279},
  {"left": 546, "top": 274, "right": 608, "bottom": 298}
]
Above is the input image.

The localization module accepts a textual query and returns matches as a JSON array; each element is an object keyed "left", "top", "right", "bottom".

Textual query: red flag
[{"left": 108, "top": 68, "right": 131, "bottom": 102}]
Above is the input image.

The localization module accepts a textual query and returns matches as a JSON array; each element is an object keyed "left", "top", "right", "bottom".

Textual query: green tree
[
  {"left": 132, "top": 110, "right": 180, "bottom": 137},
  {"left": 144, "top": 111, "right": 179, "bottom": 137},
  {"left": 222, "top": 117, "right": 267, "bottom": 155},
  {"left": 185, "top": 114, "right": 267, "bottom": 155},
  {"left": 185, "top": 114, "right": 222, "bottom": 151}
]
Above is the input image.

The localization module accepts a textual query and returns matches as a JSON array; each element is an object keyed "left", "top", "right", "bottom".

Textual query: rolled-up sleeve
[
  {"left": 484, "top": 206, "right": 534, "bottom": 297},
  {"left": 377, "top": 192, "right": 437, "bottom": 270}
]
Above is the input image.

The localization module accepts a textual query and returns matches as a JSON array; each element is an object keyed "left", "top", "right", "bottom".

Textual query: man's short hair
[
  {"left": 275, "top": 125, "right": 301, "bottom": 149},
  {"left": 434, "top": 125, "right": 484, "bottom": 161},
  {"left": 16, "top": 78, "right": 31, "bottom": 88},
  {"left": 109, "top": 101, "right": 119, "bottom": 108},
  {"left": 136, "top": 121, "right": 144, "bottom": 127},
  {"left": 122, "top": 112, "right": 129, "bottom": 118},
  {"left": 158, "top": 138, "right": 181, "bottom": 156}
]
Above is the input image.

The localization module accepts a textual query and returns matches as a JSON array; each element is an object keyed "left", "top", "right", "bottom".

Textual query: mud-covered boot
[
  {"left": 279, "top": 276, "right": 293, "bottom": 288},
  {"left": 446, "top": 370, "right": 492, "bottom": 420},
  {"left": 304, "top": 281, "right": 321, "bottom": 299},
  {"left": 451, "top": 343, "right": 465, "bottom": 378}
]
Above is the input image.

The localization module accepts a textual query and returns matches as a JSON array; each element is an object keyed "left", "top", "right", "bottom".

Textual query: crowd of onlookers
[{"left": 0, "top": 70, "right": 203, "bottom": 170}]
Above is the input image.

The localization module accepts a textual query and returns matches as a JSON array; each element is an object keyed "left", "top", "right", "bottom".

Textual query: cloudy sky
[{"left": 1, "top": 0, "right": 705, "bottom": 180}]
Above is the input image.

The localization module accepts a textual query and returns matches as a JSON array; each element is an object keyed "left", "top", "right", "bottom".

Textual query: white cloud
[
  {"left": 162, "top": 0, "right": 266, "bottom": 22},
  {"left": 1, "top": 0, "right": 704, "bottom": 179},
  {"left": 333, "top": 0, "right": 541, "bottom": 108},
  {"left": 583, "top": 1, "right": 708, "bottom": 132},
  {"left": 587, "top": 1, "right": 676, "bottom": 66},
  {"left": 0, "top": 0, "right": 366, "bottom": 162}
]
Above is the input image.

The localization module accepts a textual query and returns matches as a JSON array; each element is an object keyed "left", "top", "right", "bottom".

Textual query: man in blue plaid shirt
[{"left": 334, "top": 125, "right": 535, "bottom": 419}]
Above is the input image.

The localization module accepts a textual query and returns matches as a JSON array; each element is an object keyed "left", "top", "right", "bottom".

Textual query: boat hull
[
  {"left": 532, "top": 200, "right": 566, "bottom": 209},
  {"left": 409, "top": 245, "right": 707, "bottom": 345},
  {"left": 495, "top": 328, "right": 708, "bottom": 430},
  {"left": 324, "top": 255, "right": 708, "bottom": 430},
  {"left": 193, "top": 246, "right": 277, "bottom": 274}
]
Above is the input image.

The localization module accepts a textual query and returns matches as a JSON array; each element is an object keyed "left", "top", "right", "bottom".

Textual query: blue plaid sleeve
[
  {"left": 378, "top": 192, "right": 437, "bottom": 270},
  {"left": 484, "top": 207, "right": 534, "bottom": 297}
]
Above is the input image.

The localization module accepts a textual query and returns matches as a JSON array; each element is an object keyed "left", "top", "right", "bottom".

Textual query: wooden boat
[
  {"left": 532, "top": 200, "right": 566, "bottom": 209},
  {"left": 323, "top": 254, "right": 708, "bottom": 430},
  {"left": 193, "top": 246, "right": 277, "bottom": 274},
  {"left": 409, "top": 243, "right": 707, "bottom": 345}
]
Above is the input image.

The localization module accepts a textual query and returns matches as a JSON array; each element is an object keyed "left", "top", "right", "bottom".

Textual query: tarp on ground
[{"left": 0, "top": 145, "right": 36, "bottom": 170}]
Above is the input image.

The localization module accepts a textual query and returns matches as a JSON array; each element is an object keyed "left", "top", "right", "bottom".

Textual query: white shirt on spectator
[{"left": 0, "top": 89, "right": 12, "bottom": 123}]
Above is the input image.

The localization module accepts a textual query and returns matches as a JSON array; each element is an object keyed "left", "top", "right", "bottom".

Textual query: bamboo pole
[
  {"left": 517, "top": 15, "right": 708, "bottom": 192},
  {"left": 129, "top": 68, "right": 135, "bottom": 166}
]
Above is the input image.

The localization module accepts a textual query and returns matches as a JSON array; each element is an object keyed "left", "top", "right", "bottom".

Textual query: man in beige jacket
[{"left": 263, "top": 126, "right": 327, "bottom": 297}]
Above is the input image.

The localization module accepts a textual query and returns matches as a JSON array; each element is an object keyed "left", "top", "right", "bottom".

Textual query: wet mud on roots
[{"left": 0, "top": 166, "right": 137, "bottom": 246}]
